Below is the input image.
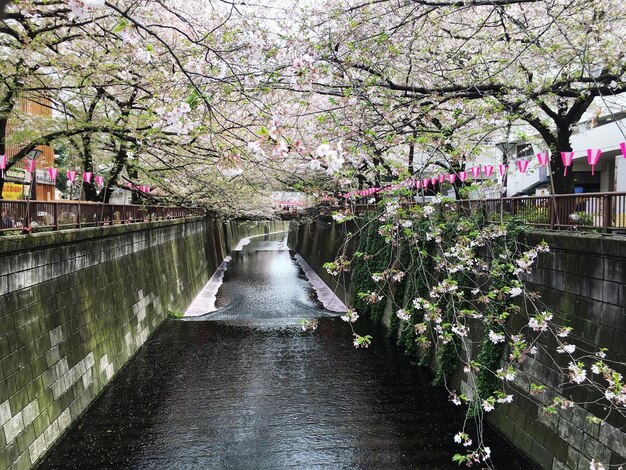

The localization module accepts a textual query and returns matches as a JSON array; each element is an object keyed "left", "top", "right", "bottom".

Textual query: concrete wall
[
  {"left": 485, "top": 232, "right": 626, "bottom": 470},
  {"left": 289, "top": 218, "right": 626, "bottom": 470},
  {"left": 288, "top": 217, "right": 356, "bottom": 306},
  {"left": 0, "top": 217, "right": 288, "bottom": 469}
]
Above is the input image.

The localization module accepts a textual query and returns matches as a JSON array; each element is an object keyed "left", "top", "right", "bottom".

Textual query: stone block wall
[
  {"left": 485, "top": 232, "right": 626, "bottom": 470},
  {"left": 0, "top": 217, "right": 290, "bottom": 469},
  {"left": 0, "top": 218, "right": 217, "bottom": 469}
]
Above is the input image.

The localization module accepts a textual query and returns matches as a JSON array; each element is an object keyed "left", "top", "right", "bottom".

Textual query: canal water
[{"left": 40, "top": 233, "right": 534, "bottom": 469}]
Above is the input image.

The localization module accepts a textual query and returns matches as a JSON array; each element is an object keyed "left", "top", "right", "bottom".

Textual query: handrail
[
  {"left": 324, "top": 191, "right": 626, "bottom": 232},
  {"left": 0, "top": 199, "right": 202, "bottom": 233}
]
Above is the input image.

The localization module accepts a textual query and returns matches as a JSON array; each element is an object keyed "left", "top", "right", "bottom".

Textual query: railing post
[
  {"left": 53, "top": 203, "right": 58, "bottom": 231},
  {"left": 550, "top": 195, "right": 556, "bottom": 230},
  {"left": 77, "top": 203, "right": 81, "bottom": 229},
  {"left": 603, "top": 194, "right": 612, "bottom": 231}
]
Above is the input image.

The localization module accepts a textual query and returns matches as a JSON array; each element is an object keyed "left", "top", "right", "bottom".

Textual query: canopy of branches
[{"left": 0, "top": 0, "right": 624, "bottom": 213}]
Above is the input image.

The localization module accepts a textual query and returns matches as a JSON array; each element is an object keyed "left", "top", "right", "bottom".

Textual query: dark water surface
[{"left": 40, "top": 233, "right": 534, "bottom": 469}]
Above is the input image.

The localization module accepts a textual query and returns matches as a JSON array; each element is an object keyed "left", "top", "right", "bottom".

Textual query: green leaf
[
  {"left": 113, "top": 19, "right": 129, "bottom": 33},
  {"left": 184, "top": 89, "right": 201, "bottom": 110}
]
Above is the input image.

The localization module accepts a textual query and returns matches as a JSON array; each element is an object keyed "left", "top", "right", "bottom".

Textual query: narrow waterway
[{"left": 40, "top": 233, "right": 534, "bottom": 469}]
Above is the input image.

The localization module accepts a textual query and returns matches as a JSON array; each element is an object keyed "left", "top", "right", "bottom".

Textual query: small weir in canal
[{"left": 40, "top": 233, "right": 534, "bottom": 469}]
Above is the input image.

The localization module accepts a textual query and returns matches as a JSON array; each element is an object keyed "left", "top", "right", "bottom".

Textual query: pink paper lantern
[
  {"left": 25, "top": 159, "right": 36, "bottom": 173},
  {"left": 536, "top": 152, "right": 549, "bottom": 167},
  {"left": 561, "top": 151, "right": 574, "bottom": 176},
  {"left": 422, "top": 178, "right": 429, "bottom": 188},
  {"left": 458, "top": 171, "right": 467, "bottom": 182},
  {"left": 586, "top": 149, "right": 601, "bottom": 175},
  {"left": 483, "top": 165, "right": 494, "bottom": 177},
  {"left": 83, "top": 172, "right": 92, "bottom": 183},
  {"left": 470, "top": 166, "right": 481, "bottom": 178},
  {"left": 414, "top": 180, "right": 421, "bottom": 189},
  {"left": 0, "top": 154, "right": 6, "bottom": 170},
  {"left": 620, "top": 142, "right": 626, "bottom": 159},
  {"left": 95, "top": 175, "right": 104, "bottom": 188},
  {"left": 67, "top": 170, "right": 76, "bottom": 182},
  {"left": 517, "top": 159, "right": 530, "bottom": 173},
  {"left": 47, "top": 167, "right": 58, "bottom": 182},
  {"left": 447, "top": 174, "right": 456, "bottom": 184},
  {"left": 498, "top": 164, "right": 507, "bottom": 176},
  {"left": 430, "top": 176, "right": 438, "bottom": 186},
  {"left": 438, "top": 174, "right": 446, "bottom": 183}
]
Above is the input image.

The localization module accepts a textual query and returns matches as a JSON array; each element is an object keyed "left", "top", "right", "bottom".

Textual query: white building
[{"left": 473, "top": 102, "right": 626, "bottom": 196}]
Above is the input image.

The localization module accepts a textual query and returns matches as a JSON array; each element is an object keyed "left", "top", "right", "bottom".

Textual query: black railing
[{"left": 0, "top": 200, "right": 201, "bottom": 233}]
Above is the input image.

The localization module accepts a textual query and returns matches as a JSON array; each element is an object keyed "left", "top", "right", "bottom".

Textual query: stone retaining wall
[
  {"left": 486, "top": 232, "right": 626, "bottom": 470},
  {"left": 0, "top": 217, "right": 287, "bottom": 469}
]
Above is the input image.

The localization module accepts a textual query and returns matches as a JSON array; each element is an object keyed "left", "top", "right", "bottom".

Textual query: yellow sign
[{"left": 2, "top": 183, "right": 24, "bottom": 200}]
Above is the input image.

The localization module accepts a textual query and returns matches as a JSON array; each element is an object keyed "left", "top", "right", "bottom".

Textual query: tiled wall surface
[{"left": 0, "top": 218, "right": 213, "bottom": 469}]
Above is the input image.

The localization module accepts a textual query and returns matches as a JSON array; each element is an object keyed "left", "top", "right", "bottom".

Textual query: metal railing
[
  {"left": 0, "top": 199, "right": 201, "bottom": 233},
  {"left": 332, "top": 191, "right": 626, "bottom": 232}
]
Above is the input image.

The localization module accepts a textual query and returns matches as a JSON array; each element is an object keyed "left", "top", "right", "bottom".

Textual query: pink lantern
[
  {"left": 470, "top": 166, "right": 481, "bottom": 178},
  {"left": 517, "top": 160, "right": 530, "bottom": 173},
  {"left": 83, "top": 172, "right": 92, "bottom": 183},
  {"left": 483, "top": 165, "right": 494, "bottom": 177},
  {"left": 430, "top": 176, "right": 438, "bottom": 186},
  {"left": 126, "top": 182, "right": 133, "bottom": 188},
  {"left": 498, "top": 164, "right": 507, "bottom": 176},
  {"left": 414, "top": 180, "right": 421, "bottom": 189},
  {"left": 561, "top": 151, "right": 574, "bottom": 176},
  {"left": 620, "top": 142, "right": 626, "bottom": 159},
  {"left": 422, "top": 178, "right": 429, "bottom": 188},
  {"left": 0, "top": 154, "right": 6, "bottom": 178},
  {"left": 47, "top": 167, "right": 58, "bottom": 182},
  {"left": 146, "top": 186, "right": 151, "bottom": 193},
  {"left": 586, "top": 149, "right": 601, "bottom": 176},
  {"left": 458, "top": 171, "right": 467, "bottom": 182},
  {"left": 438, "top": 174, "right": 446, "bottom": 183},
  {"left": 25, "top": 159, "right": 36, "bottom": 173},
  {"left": 536, "top": 152, "right": 549, "bottom": 167},
  {"left": 95, "top": 175, "right": 104, "bottom": 188},
  {"left": 447, "top": 174, "right": 456, "bottom": 184},
  {"left": 67, "top": 170, "right": 77, "bottom": 182}
]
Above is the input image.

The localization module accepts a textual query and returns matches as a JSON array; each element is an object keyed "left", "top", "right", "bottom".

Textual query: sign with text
[
  {"left": 1, "top": 182, "right": 24, "bottom": 200},
  {"left": 5, "top": 168, "right": 26, "bottom": 183}
]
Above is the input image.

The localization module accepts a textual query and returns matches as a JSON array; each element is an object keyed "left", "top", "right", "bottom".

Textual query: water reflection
[{"left": 39, "top": 233, "right": 534, "bottom": 469}]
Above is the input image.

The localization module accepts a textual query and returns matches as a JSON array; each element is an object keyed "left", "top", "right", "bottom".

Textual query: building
[{"left": 2, "top": 97, "right": 56, "bottom": 200}]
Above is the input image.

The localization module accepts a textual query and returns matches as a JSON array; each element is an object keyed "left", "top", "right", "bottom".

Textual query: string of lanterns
[
  {"left": 4, "top": 157, "right": 155, "bottom": 195},
  {"left": 344, "top": 143, "right": 626, "bottom": 199}
]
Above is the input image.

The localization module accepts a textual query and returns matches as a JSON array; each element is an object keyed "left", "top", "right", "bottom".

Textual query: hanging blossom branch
[{"left": 320, "top": 190, "right": 625, "bottom": 469}]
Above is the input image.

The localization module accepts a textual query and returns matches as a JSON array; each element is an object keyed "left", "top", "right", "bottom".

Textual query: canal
[{"left": 39, "top": 233, "right": 534, "bottom": 469}]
